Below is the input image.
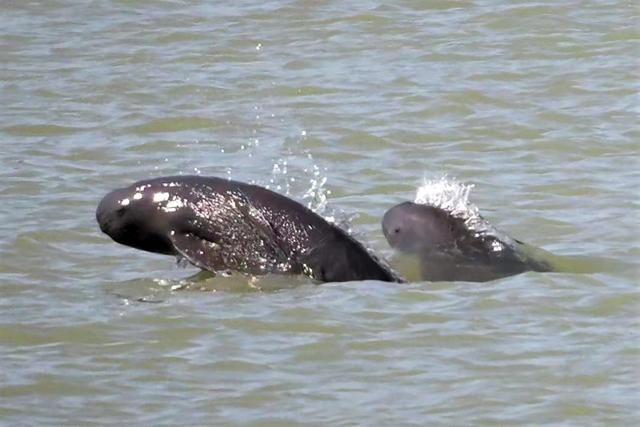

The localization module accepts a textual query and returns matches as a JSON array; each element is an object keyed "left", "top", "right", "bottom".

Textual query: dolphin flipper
[{"left": 171, "top": 190, "right": 293, "bottom": 275}]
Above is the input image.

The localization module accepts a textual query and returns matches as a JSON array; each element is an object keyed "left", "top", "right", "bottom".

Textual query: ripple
[
  {"left": 1, "top": 0, "right": 638, "bottom": 425},
  {"left": 126, "top": 117, "right": 222, "bottom": 134},
  {"left": 3, "top": 124, "right": 90, "bottom": 136}
]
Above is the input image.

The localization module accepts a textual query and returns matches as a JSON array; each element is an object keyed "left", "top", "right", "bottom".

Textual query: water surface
[{"left": 1, "top": 1, "right": 638, "bottom": 425}]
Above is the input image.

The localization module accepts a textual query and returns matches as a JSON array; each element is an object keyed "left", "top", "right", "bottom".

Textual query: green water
[{"left": 1, "top": 1, "right": 638, "bottom": 425}]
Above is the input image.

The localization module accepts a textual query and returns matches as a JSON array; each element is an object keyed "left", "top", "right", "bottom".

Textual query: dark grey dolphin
[
  {"left": 97, "top": 175, "right": 403, "bottom": 283},
  {"left": 382, "top": 201, "right": 553, "bottom": 282}
]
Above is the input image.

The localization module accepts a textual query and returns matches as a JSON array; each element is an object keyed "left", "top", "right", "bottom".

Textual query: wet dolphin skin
[
  {"left": 382, "top": 201, "right": 553, "bottom": 282},
  {"left": 97, "top": 175, "right": 403, "bottom": 283}
]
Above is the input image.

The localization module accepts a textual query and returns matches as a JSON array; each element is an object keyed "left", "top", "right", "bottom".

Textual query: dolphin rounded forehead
[
  {"left": 127, "top": 179, "right": 184, "bottom": 202},
  {"left": 383, "top": 201, "right": 444, "bottom": 225},
  {"left": 98, "top": 187, "right": 132, "bottom": 210}
]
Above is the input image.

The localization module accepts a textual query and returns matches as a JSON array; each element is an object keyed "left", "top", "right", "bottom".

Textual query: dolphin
[
  {"left": 97, "top": 175, "right": 403, "bottom": 283},
  {"left": 382, "top": 201, "right": 553, "bottom": 282}
]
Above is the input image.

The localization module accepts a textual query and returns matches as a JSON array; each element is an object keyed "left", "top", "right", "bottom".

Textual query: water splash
[
  {"left": 414, "top": 176, "right": 516, "bottom": 248},
  {"left": 264, "top": 153, "right": 362, "bottom": 245},
  {"left": 268, "top": 158, "right": 291, "bottom": 195},
  {"left": 264, "top": 153, "right": 332, "bottom": 217},
  {"left": 302, "top": 164, "right": 330, "bottom": 215}
]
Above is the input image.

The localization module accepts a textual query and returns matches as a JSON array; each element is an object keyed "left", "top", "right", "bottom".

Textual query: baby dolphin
[
  {"left": 382, "top": 201, "right": 553, "bottom": 282},
  {"left": 97, "top": 175, "right": 403, "bottom": 283}
]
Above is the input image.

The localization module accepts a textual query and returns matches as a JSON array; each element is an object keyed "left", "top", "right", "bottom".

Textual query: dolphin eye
[{"left": 394, "top": 228, "right": 401, "bottom": 234}]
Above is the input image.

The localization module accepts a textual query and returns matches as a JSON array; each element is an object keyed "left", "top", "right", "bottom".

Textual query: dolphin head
[
  {"left": 382, "top": 201, "right": 457, "bottom": 253},
  {"left": 96, "top": 179, "right": 185, "bottom": 255}
]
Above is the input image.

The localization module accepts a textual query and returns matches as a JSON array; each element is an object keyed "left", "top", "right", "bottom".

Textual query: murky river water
[{"left": 1, "top": 1, "right": 638, "bottom": 425}]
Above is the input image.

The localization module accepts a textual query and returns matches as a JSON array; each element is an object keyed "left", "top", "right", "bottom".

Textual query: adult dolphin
[
  {"left": 382, "top": 201, "right": 553, "bottom": 282},
  {"left": 97, "top": 175, "right": 403, "bottom": 283}
]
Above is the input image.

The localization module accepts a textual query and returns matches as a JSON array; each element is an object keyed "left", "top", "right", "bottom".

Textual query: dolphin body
[
  {"left": 97, "top": 175, "right": 403, "bottom": 283},
  {"left": 382, "top": 201, "right": 553, "bottom": 282}
]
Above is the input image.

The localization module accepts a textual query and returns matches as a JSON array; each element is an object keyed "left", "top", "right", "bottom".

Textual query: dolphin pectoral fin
[
  {"left": 227, "top": 190, "right": 290, "bottom": 262},
  {"left": 169, "top": 232, "right": 226, "bottom": 273},
  {"left": 168, "top": 190, "right": 293, "bottom": 276},
  {"left": 169, "top": 227, "right": 289, "bottom": 276}
]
